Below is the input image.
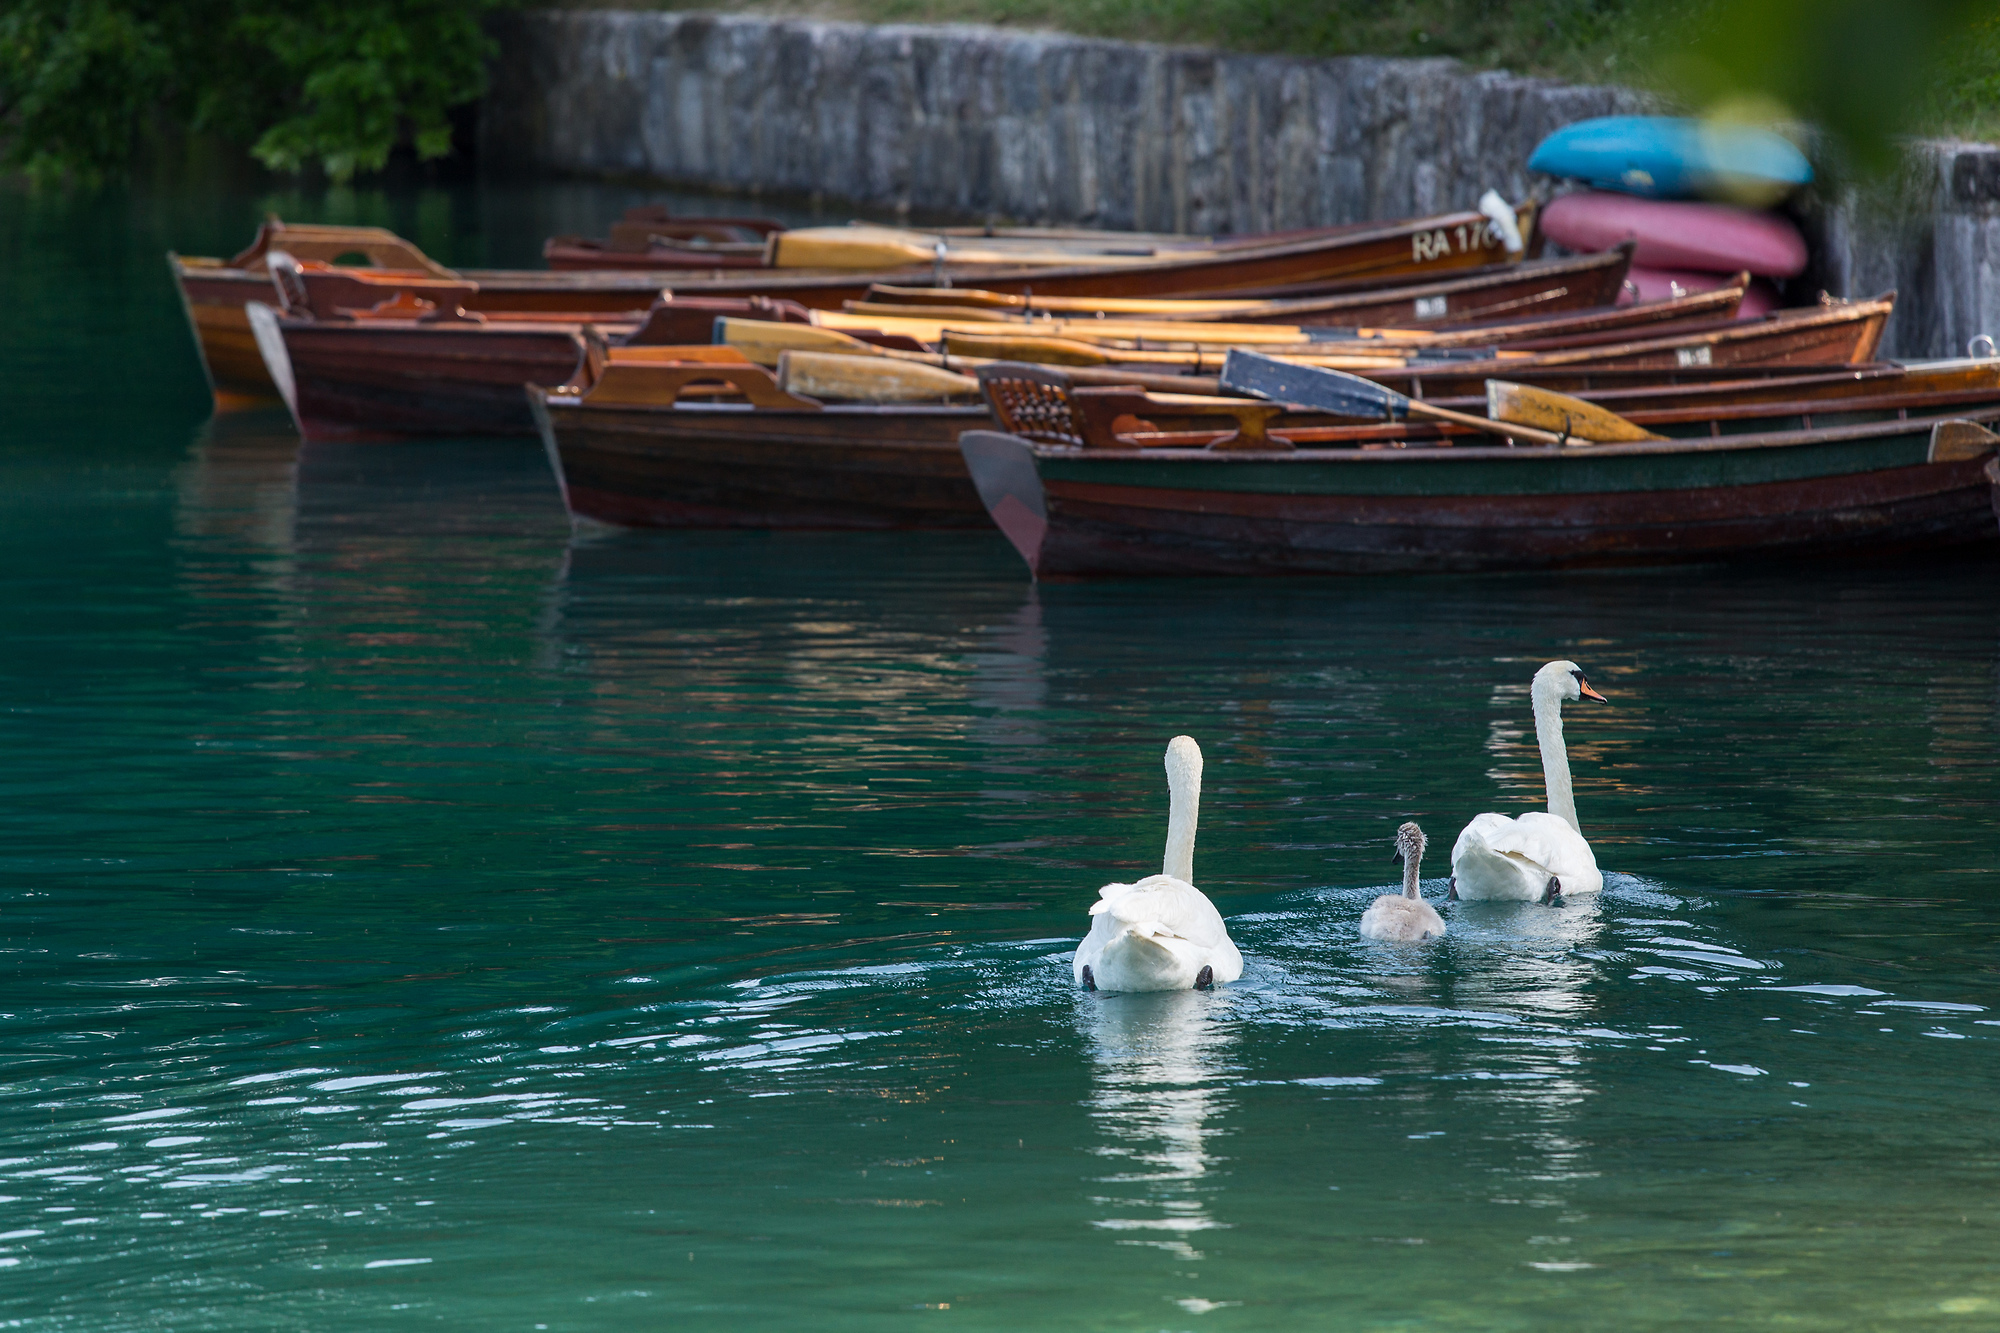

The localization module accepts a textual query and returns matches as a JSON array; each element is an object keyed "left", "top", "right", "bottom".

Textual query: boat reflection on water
[
  {"left": 1079, "top": 988, "right": 1240, "bottom": 1261},
  {"left": 967, "top": 593, "right": 1049, "bottom": 789},
  {"left": 173, "top": 415, "right": 568, "bottom": 585},
  {"left": 172, "top": 407, "right": 300, "bottom": 563},
  {"left": 171, "top": 419, "right": 573, "bottom": 707}
]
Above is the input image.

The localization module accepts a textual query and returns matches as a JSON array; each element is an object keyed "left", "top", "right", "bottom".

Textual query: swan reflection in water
[
  {"left": 1442, "top": 895, "right": 1607, "bottom": 1020},
  {"left": 1079, "top": 988, "right": 1239, "bottom": 1260}
]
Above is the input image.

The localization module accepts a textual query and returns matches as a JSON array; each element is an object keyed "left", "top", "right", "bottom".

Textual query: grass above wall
[{"left": 574, "top": 0, "right": 1657, "bottom": 83}]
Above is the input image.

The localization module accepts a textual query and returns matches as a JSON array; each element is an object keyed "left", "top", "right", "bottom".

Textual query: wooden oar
[
  {"left": 1486, "top": 381, "right": 1665, "bottom": 443},
  {"left": 821, "top": 308, "right": 1324, "bottom": 347},
  {"left": 942, "top": 329, "right": 1407, "bottom": 371},
  {"left": 1221, "top": 349, "right": 1585, "bottom": 446},
  {"left": 776, "top": 350, "right": 980, "bottom": 402},
  {"left": 718, "top": 316, "right": 882, "bottom": 365},
  {"left": 863, "top": 284, "right": 1270, "bottom": 316}
]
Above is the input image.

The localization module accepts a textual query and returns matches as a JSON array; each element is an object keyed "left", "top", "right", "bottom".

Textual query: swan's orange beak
[{"left": 1578, "top": 675, "right": 1608, "bottom": 703}]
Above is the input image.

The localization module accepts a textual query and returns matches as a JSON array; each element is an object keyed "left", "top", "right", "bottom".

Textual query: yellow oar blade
[
  {"left": 776, "top": 351, "right": 979, "bottom": 403},
  {"left": 1485, "top": 380, "right": 1665, "bottom": 444},
  {"left": 717, "top": 317, "right": 879, "bottom": 366}
]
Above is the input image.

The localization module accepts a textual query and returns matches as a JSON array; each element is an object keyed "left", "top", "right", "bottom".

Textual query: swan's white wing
[
  {"left": 1076, "top": 874, "right": 1242, "bottom": 989},
  {"left": 1503, "top": 812, "right": 1599, "bottom": 885},
  {"left": 1090, "top": 881, "right": 1141, "bottom": 914},
  {"left": 1092, "top": 875, "right": 1230, "bottom": 948},
  {"left": 1452, "top": 811, "right": 1600, "bottom": 893}
]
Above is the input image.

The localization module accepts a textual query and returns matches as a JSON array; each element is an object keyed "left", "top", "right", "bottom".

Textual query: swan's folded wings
[
  {"left": 1454, "top": 811, "right": 1593, "bottom": 876},
  {"left": 1088, "top": 874, "right": 1229, "bottom": 947}
]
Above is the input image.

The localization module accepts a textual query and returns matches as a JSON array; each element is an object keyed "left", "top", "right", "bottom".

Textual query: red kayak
[{"left": 1545, "top": 191, "right": 1807, "bottom": 278}]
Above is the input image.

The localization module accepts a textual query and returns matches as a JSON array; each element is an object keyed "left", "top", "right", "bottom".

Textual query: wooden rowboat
[
  {"left": 174, "top": 222, "right": 681, "bottom": 403},
  {"left": 529, "top": 345, "right": 2000, "bottom": 535},
  {"left": 181, "top": 205, "right": 1534, "bottom": 402},
  {"left": 529, "top": 355, "right": 991, "bottom": 529},
  {"left": 959, "top": 369, "right": 2000, "bottom": 577},
  {"left": 895, "top": 294, "right": 1888, "bottom": 376},
  {"left": 825, "top": 283, "right": 1748, "bottom": 357},
  {"left": 249, "top": 302, "right": 621, "bottom": 442},
  {"left": 856, "top": 247, "right": 1634, "bottom": 327}
]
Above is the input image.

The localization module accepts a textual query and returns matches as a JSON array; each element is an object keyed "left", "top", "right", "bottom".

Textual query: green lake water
[{"left": 2, "top": 174, "right": 1999, "bottom": 1330}]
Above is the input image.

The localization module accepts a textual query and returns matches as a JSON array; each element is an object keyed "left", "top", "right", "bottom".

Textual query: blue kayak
[{"left": 1528, "top": 116, "right": 1812, "bottom": 202}]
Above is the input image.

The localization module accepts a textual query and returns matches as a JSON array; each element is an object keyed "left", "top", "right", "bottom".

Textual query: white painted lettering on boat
[
  {"left": 1676, "top": 346, "right": 1713, "bottom": 368},
  {"left": 1414, "top": 224, "right": 1504, "bottom": 263},
  {"left": 1412, "top": 229, "right": 1453, "bottom": 262},
  {"left": 1415, "top": 295, "right": 1448, "bottom": 319}
]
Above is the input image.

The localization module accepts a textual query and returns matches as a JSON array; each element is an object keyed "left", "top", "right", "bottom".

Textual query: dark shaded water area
[{"left": 2, "top": 174, "right": 1999, "bottom": 1329}]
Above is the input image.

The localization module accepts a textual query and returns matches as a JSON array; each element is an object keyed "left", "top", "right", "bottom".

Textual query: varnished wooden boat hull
[
  {"left": 175, "top": 210, "right": 1525, "bottom": 399},
  {"left": 960, "top": 412, "right": 2000, "bottom": 577},
  {"left": 173, "top": 258, "right": 675, "bottom": 400},
  {"left": 531, "top": 390, "right": 990, "bottom": 529},
  {"left": 252, "top": 306, "right": 590, "bottom": 442},
  {"left": 1113, "top": 249, "right": 1633, "bottom": 326},
  {"left": 1359, "top": 300, "right": 1890, "bottom": 396}
]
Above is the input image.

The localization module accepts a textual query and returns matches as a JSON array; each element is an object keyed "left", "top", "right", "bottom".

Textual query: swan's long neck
[
  {"left": 1533, "top": 685, "right": 1580, "bottom": 832},
  {"left": 1163, "top": 758, "right": 1200, "bottom": 883},
  {"left": 1403, "top": 849, "right": 1423, "bottom": 899}
]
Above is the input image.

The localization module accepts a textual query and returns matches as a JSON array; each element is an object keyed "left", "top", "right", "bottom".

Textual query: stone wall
[
  {"left": 1816, "top": 143, "right": 2000, "bottom": 359},
  {"left": 482, "top": 10, "right": 1642, "bottom": 235},
  {"left": 482, "top": 10, "right": 2000, "bottom": 360}
]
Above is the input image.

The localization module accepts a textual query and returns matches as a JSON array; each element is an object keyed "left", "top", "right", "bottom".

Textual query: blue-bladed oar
[{"left": 1220, "top": 348, "right": 1566, "bottom": 446}]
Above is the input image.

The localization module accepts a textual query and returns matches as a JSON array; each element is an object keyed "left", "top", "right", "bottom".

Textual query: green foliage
[
  {"left": 0, "top": 0, "right": 507, "bottom": 185},
  {"left": 1929, "top": 11, "right": 2000, "bottom": 144},
  {"left": 236, "top": 1, "right": 500, "bottom": 178},
  {"left": 0, "top": 0, "right": 175, "bottom": 183}
]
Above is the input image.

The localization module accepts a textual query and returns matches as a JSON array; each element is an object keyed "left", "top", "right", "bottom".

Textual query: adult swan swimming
[
  {"left": 1075, "top": 736, "right": 1243, "bottom": 992},
  {"left": 1451, "top": 661, "right": 1609, "bottom": 903}
]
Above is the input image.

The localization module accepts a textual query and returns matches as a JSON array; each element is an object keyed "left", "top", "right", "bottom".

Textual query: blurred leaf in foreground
[{"left": 1651, "top": 0, "right": 1997, "bottom": 173}]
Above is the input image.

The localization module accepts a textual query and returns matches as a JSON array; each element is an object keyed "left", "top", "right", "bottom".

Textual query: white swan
[
  {"left": 1360, "top": 822, "right": 1447, "bottom": 941},
  {"left": 1075, "top": 736, "right": 1244, "bottom": 993},
  {"left": 1450, "top": 660, "right": 1608, "bottom": 902}
]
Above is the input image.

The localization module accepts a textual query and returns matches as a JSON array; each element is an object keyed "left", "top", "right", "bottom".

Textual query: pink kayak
[
  {"left": 1544, "top": 191, "right": 1807, "bottom": 277},
  {"left": 1617, "top": 264, "right": 1782, "bottom": 319}
]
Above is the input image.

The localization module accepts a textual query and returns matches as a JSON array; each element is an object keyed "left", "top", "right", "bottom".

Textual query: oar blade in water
[
  {"left": 1485, "top": 380, "right": 1664, "bottom": 443},
  {"left": 1220, "top": 348, "right": 1410, "bottom": 420}
]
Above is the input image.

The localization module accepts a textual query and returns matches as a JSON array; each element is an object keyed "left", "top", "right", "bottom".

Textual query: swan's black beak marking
[{"left": 1574, "top": 670, "right": 1608, "bottom": 704}]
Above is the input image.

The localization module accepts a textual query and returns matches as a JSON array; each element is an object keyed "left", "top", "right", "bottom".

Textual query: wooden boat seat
[
  {"left": 335, "top": 290, "right": 486, "bottom": 324},
  {"left": 229, "top": 218, "right": 459, "bottom": 277},
  {"left": 977, "top": 364, "right": 1085, "bottom": 446},
  {"left": 269, "top": 254, "right": 484, "bottom": 320},
  {"left": 1070, "top": 388, "right": 1293, "bottom": 451},
  {"left": 621, "top": 296, "right": 815, "bottom": 346},
  {"left": 582, "top": 360, "right": 822, "bottom": 411},
  {"left": 978, "top": 362, "right": 1292, "bottom": 450}
]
